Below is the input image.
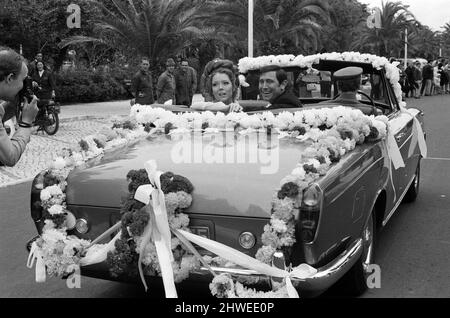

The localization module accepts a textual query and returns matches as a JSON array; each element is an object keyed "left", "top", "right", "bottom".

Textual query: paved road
[{"left": 1, "top": 96, "right": 449, "bottom": 298}]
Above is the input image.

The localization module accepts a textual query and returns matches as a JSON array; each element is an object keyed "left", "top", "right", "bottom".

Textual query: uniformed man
[
  {"left": 323, "top": 66, "right": 381, "bottom": 115},
  {"left": 131, "top": 57, "right": 155, "bottom": 105},
  {"left": 329, "top": 66, "right": 364, "bottom": 105}
]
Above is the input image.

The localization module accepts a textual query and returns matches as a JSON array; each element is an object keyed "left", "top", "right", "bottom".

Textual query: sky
[{"left": 359, "top": 0, "right": 450, "bottom": 31}]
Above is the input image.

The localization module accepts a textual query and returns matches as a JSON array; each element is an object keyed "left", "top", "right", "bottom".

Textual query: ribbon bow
[{"left": 134, "top": 160, "right": 177, "bottom": 297}]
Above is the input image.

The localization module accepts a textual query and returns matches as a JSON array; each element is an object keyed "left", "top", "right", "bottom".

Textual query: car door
[{"left": 384, "top": 75, "right": 415, "bottom": 204}]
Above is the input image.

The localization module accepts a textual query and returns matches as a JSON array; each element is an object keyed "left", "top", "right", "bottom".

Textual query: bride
[{"left": 191, "top": 59, "right": 243, "bottom": 113}]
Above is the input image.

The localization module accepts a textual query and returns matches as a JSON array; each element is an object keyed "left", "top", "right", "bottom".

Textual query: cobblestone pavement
[{"left": 0, "top": 118, "right": 114, "bottom": 188}]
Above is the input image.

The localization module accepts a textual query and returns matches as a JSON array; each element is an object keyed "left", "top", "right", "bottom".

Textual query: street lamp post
[
  {"left": 248, "top": 0, "right": 253, "bottom": 58},
  {"left": 404, "top": 28, "right": 408, "bottom": 70}
]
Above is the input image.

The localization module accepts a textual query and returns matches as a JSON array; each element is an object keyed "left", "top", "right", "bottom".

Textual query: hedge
[{"left": 54, "top": 67, "right": 132, "bottom": 104}]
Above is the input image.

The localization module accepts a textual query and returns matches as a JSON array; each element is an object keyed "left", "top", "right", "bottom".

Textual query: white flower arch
[{"left": 238, "top": 52, "right": 405, "bottom": 108}]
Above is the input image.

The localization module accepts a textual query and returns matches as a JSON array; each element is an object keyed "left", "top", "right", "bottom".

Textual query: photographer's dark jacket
[
  {"left": 31, "top": 69, "right": 56, "bottom": 101},
  {"left": 0, "top": 101, "right": 32, "bottom": 167}
]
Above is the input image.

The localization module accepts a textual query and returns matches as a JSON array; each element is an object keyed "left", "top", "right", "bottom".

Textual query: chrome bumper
[{"left": 193, "top": 238, "right": 363, "bottom": 294}]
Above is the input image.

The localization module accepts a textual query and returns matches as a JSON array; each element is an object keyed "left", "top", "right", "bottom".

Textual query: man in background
[
  {"left": 131, "top": 57, "right": 154, "bottom": 105},
  {"left": 156, "top": 58, "right": 176, "bottom": 104},
  {"left": 174, "top": 59, "right": 197, "bottom": 106}
]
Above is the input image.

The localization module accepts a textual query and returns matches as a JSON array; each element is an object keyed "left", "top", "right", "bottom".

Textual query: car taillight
[{"left": 299, "top": 184, "right": 322, "bottom": 243}]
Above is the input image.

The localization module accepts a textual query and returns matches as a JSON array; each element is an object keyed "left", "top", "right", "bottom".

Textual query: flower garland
[
  {"left": 238, "top": 52, "right": 405, "bottom": 108},
  {"left": 30, "top": 105, "right": 389, "bottom": 298},
  {"left": 29, "top": 121, "right": 149, "bottom": 279}
]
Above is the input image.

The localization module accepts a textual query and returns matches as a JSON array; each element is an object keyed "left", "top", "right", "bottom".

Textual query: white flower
[
  {"left": 291, "top": 166, "right": 306, "bottom": 180},
  {"left": 270, "top": 218, "right": 288, "bottom": 233},
  {"left": 48, "top": 204, "right": 64, "bottom": 216},
  {"left": 52, "top": 157, "right": 66, "bottom": 170}
]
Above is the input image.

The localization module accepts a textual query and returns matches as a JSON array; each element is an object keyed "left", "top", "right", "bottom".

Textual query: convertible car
[{"left": 28, "top": 58, "right": 424, "bottom": 297}]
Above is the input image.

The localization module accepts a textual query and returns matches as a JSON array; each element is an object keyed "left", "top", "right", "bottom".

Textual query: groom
[{"left": 258, "top": 65, "right": 303, "bottom": 109}]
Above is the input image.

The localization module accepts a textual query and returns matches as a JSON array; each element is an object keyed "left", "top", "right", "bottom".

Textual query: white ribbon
[
  {"left": 401, "top": 108, "right": 427, "bottom": 159},
  {"left": 26, "top": 242, "right": 46, "bottom": 283},
  {"left": 386, "top": 126, "right": 405, "bottom": 170},
  {"left": 80, "top": 230, "right": 121, "bottom": 266},
  {"left": 177, "top": 229, "right": 317, "bottom": 298},
  {"left": 134, "top": 160, "right": 177, "bottom": 298}
]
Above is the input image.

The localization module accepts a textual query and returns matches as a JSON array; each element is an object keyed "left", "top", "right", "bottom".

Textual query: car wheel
[
  {"left": 403, "top": 160, "right": 420, "bottom": 203},
  {"left": 339, "top": 211, "right": 376, "bottom": 296}
]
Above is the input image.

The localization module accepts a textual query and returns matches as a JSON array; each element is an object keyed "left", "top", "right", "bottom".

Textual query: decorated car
[{"left": 26, "top": 52, "right": 426, "bottom": 298}]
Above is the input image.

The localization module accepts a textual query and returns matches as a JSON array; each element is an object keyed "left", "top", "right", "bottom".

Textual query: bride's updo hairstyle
[{"left": 203, "top": 59, "right": 240, "bottom": 102}]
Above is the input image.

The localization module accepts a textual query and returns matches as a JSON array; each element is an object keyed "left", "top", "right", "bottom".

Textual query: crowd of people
[{"left": 400, "top": 59, "right": 450, "bottom": 99}]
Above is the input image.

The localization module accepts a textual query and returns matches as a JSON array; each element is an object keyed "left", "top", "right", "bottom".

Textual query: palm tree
[
  {"left": 352, "top": 1, "right": 417, "bottom": 57},
  {"left": 201, "top": 0, "right": 331, "bottom": 55},
  {"left": 320, "top": 0, "right": 369, "bottom": 52},
  {"left": 408, "top": 26, "right": 441, "bottom": 61},
  {"left": 59, "top": 0, "right": 217, "bottom": 66},
  {"left": 441, "top": 22, "right": 450, "bottom": 57}
]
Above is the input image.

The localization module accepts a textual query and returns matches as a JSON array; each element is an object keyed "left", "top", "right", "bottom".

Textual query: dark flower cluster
[
  {"left": 316, "top": 156, "right": 326, "bottom": 164},
  {"left": 106, "top": 238, "right": 139, "bottom": 278},
  {"left": 112, "top": 120, "right": 137, "bottom": 130},
  {"left": 303, "top": 164, "right": 318, "bottom": 174},
  {"left": 368, "top": 126, "right": 379, "bottom": 139},
  {"left": 106, "top": 167, "right": 195, "bottom": 279},
  {"left": 164, "top": 122, "right": 174, "bottom": 135},
  {"left": 93, "top": 138, "right": 105, "bottom": 149},
  {"left": 160, "top": 172, "right": 194, "bottom": 194},
  {"left": 277, "top": 182, "right": 300, "bottom": 200},
  {"left": 292, "top": 126, "right": 307, "bottom": 135},
  {"left": 339, "top": 129, "right": 353, "bottom": 140},
  {"left": 79, "top": 140, "right": 89, "bottom": 152},
  {"left": 126, "top": 169, "right": 151, "bottom": 194},
  {"left": 43, "top": 211, "right": 66, "bottom": 228},
  {"left": 318, "top": 124, "right": 328, "bottom": 131},
  {"left": 144, "top": 122, "right": 155, "bottom": 133},
  {"left": 122, "top": 209, "right": 150, "bottom": 237},
  {"left": 202, "top": 122, "right": 209, "bottom": 130},
  {"left": 328, "top": 148, "right": 341, "bottom": 163},
  {"left": 43, "top": 171, "right": 59, "bottom": 187}
]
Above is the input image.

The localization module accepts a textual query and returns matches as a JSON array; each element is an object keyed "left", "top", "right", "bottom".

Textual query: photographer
[{"left": 0, "top": 47, "right": 39, "bottom": 167}]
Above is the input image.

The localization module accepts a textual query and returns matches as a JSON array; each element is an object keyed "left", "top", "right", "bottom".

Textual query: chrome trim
[
  {"left": 193, "top": 238, "right": 363, "bottom": 292},
  {"left": 239, "top": 232, "right": 256, "bottom": 249},
  {"left": 382, "top": 174, "right": 415, "bottom": 227},
  {"left": 399, "top": 134, "right": 412, "bottom": 149},
  {"left": 75, "top": 218, "right": 89, "bottom": 234}
]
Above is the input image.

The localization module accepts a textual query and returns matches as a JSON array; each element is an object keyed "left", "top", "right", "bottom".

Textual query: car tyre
[
  {"left": 403, "top": 160, "right": 420, "bottom": 203},
  {"left": 339, "top": 211, "right": 376, "bottom": 297}
]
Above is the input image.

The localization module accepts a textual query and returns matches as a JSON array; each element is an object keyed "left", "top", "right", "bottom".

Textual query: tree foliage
[
  {"left": 60, "top": 0, "right": 219, "bottom": 69},
  {"left": 201, "top": 0, "right": 331, "bottom": 55},
  {"left": 319, "top": 0, "right": 368, "bottom": 52},
  {"left": 352, "top": 1, "right": 417, "bottom": 57}
]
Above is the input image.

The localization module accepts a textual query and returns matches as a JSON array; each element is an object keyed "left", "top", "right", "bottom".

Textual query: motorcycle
[{"left": 16, "top": 77, "right": 60, "bottom": 136}]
